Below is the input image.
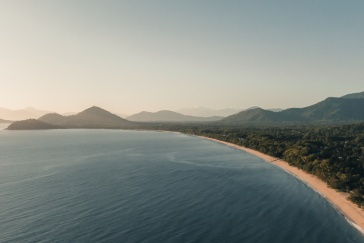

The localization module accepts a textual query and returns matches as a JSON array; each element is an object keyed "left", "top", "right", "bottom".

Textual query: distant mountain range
[
  {"left": 221, "top": 95, "right": 364, "bottom": 124},
  {"left": 0, "top": 105, "right": 281, "bottom": 122},
  {"left": 126, "top": 110, "right": 223, "bottom": 122},
  {"left": 7, "top": 106, "right": 132, "bottom": 130},
  {"left": 38, "top": 106, "right": 131, "bottom": 128},
  {"left": 5, "top": 91, "right": 364, "bottom": 130},
  {"left": 176, "top": 106, "right": 283, "bottom": 117},
  {"left": 177, "top": 107, "right": 241, "bottom": 117},
  {"left": 0, "top": 107, "right": 128, "bottom": 121},
  {"left": 0, "top": 107, "right": 52, "bottom": 120}
]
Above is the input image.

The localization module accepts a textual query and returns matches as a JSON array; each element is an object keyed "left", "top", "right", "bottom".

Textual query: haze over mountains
[
  {"left": 177, "top": 107, "right": 240, "bottom": 117},
  {"left": 7, "top": 107, "right": 132, "bottom": 130},
  {"left": 176, "top": 107, "right": 284, "bottom": 117},
  {"left": 127, "top": 111, "right": 223, "bottom": 122},
  {"left": 4, "top": 91, "right": 364, "bottom": 130},
  {"left": 38, "top": 106, "right": 131, "bottom": 128},
  {"left": 0, "top": 118, "right": 12, "bottom": 123},
  {"left": 0, "top": 107, "right": 128, "bottom": 121},
  {"left": 0, "top": 106, "right": 282, "bottom": 122},
  {"left": 0, "top": 107, "right": 52, "bottom": 120}
]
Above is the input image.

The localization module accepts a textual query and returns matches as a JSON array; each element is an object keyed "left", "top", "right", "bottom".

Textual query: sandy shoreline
[
  {"left": 150, "top": 128, "right": 364, "bottom": 233},
  {"left": 186, "top": 134, "right": 364, "bottom": 233},
  {"left": 140, "top": 129, "right": 364, "bottom": 233}
]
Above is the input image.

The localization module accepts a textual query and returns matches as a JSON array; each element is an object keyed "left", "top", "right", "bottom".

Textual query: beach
[{"left": 192, "top": 135, "right": 364, "bottom": 234}]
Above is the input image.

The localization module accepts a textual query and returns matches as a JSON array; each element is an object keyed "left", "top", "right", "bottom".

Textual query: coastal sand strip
[
  {"left": 153, "top": 130, "right": 364, "bottom": 233},
  {"left": 192, "top": 135, "right": 364, "bottom": 233}
]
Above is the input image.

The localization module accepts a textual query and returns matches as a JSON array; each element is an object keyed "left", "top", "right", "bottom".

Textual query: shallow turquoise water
[{"left": 0, "top": 127, "right": 363, "bottom": 242}]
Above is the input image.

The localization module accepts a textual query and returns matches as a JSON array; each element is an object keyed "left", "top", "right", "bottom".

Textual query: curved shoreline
[
  {"left": 186, "top": 133, "right": 364, "bottom": 234},
  {"left": 6, "top": 127, "right": 364, "bottom": 234}
]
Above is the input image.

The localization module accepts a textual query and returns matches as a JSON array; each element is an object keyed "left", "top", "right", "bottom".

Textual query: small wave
[
  {"left": 166, "top": 153, "right": 245, "bottom": 169},
  {"left": 347, "top": 220, "right": 364, "bottom": 235},
  {"left": 0, "top": 173, "right": 55, "bottom": 188}
]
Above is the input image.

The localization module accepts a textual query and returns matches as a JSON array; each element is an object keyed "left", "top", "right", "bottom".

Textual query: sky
[{"left": 1, "top": 1, "right": 364, "bottom": 115}]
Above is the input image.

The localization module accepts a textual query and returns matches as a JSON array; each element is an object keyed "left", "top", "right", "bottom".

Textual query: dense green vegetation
[{"left": 143, "top": 123, "right": 364, "bottom": 208}]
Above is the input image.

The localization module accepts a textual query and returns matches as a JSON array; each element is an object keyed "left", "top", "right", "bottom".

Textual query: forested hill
[
  {"left": 7, "top": 119, "right": 61, "bottom": 130},
  {"left": 126, "top": 110, "right": 223, "bottom": 122},
  {"left": 38, "top": 106, "right": 132, "bottom": 128},
  {"left": 221, "top": 97, "right": 364, "bottom": 124},
  {"left": 341, "top": 91, "right": 364, "bottom": 99}
]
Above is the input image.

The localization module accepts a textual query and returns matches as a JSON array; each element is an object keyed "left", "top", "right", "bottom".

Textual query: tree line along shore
[{"left": 143, "top": 123, "right": 364, "bottom": 209}]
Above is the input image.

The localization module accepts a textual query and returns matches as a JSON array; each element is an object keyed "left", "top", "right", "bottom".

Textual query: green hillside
[
  {"left": 221, "top": 97, "right": 364, "bottom": 124},
  {"left": 341, "top": 91, "right": 364, "bottom": 99}
]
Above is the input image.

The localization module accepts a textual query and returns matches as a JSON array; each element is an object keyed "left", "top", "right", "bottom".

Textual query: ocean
[{"left": 0, "top": 125, "right": 363, "bottom": 243}]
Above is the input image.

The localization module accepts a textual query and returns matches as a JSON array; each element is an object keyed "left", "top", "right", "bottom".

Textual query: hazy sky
[{"left": 1, "top": 1, "right": 364, "bottom": 115}]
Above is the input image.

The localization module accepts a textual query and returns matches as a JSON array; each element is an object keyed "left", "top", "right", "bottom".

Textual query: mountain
[
  {"left": 0, "top": 118, "right": 12, "bottom": 123},
  {"left": 38, "top": 106, "right": 131, "bottom": 128},
  {"left": 7, "top": 119, "right": 61, "bottom": 130},
  {"left": 0, "top": 107, "right": 52, "bottom": 120},
  {"left": 282, "top": 97, "right": 364, "bottom": 121},
  {"left": 39, "top": 113, "right": 67, "bottom": 125},
  {"left": 220, "top": 108, "right": 283, "bottom": 124},
  {"left": 61, "top": 111, "right": 128, "bottom": 118},
  {"left": 221, "top": 97, "right": 364, "bottom": 124},
  {"left": 341, "top": 91, "right": 364, "bottom": 99},
  {"left": 240, "top": 107, "right": 283, "bottom": 112},
  {"left": 126, "top": 110, "right": 223, "bottom": 122},
  {"left": 177, "top": 107, "right": 241, "bottom": 117}
]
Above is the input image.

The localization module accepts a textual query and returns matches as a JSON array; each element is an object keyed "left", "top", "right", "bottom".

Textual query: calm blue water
[{"left": 0, "top": 125, "right": 363, "bottom": 243}]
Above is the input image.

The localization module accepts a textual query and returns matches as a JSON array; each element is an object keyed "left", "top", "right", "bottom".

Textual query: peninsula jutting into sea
[{"left": 3, "top": 91, "right": 364, "bottom": 234}]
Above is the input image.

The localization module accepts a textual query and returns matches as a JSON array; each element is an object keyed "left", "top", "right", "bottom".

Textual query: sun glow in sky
[{"left": 1, "top": 1, "right": 364, "bottom": 115}]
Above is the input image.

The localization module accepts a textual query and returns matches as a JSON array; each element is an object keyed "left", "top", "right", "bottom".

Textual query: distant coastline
[{"left": 154, "top": 130, "right": 364, "bottom": 234}]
